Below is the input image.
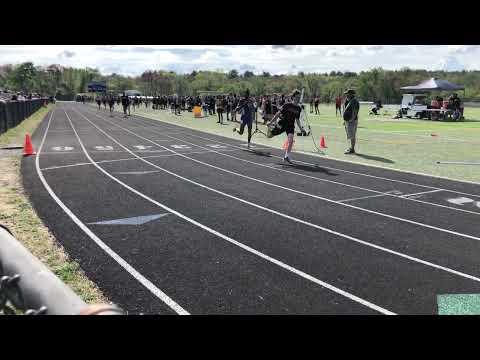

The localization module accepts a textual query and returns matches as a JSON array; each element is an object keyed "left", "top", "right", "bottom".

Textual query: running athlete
[
  {"left": 96, "top": 97, "right": 101, "bottom": 110},
  {"left": 121, "top": 93, "right": 130, "bottom": 117},
  {"left": 108, "top": 95, "right": 115, "bottom": 116},
  {"left": 102, "top": 95, "right": 107, "bottom": 110},
  {"left": 232, "top": 90, "right": 255, "bottom": 148},
  {"left": 266, "top": 89, "right": 302, "bottom": 164}
]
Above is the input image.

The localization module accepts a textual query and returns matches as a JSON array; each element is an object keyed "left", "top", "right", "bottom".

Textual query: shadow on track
[
  {"left": 273, "top": 162, "right": 338, "bottom": 175},
  {"left": 354, "top": 153, "right": 395, "bottom": 164},
  {"left": 242, "top": 149, "right": 272, "bottom": 157}
]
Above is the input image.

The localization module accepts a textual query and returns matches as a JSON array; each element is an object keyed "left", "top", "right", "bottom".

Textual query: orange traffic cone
[
  {"left": 320, "top": 136, "right": 327, "bottom": 148},
  {"left": 23, "top": 134, "right": 36, "bottom": 156}
]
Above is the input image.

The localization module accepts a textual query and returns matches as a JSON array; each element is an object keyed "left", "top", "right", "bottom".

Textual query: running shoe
[
  {"left": 344, "top": 148, "right": 355, "bottom": 154},
  {"left": 233, "top": 127, "right": 237, "bottom": 133},
  {"left": 283, "top": 156, "right": 292, "bottom": 164}
]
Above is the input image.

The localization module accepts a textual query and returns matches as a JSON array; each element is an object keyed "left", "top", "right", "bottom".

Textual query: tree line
[{"left": 2, "top": 62, "right": 480, "bottom": 103}]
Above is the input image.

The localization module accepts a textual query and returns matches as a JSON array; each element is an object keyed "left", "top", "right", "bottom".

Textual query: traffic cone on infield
[
  {"left": 320, "top": 136, "right": 327, "bottom": 148},
  {"left": 23, "top": 134, "right": 36, "bottom": 156}
]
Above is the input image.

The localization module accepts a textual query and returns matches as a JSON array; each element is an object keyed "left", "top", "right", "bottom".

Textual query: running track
[{"left": 21, "top": 102, "right": 480, "bottom": 314}]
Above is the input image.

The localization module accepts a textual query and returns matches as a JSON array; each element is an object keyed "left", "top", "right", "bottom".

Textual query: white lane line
[
  {"left": 133, "top": 114, "right": 480, "bottom": 194},
  {"left": 35, "top": 109, "right": 189, "bottom": 315},
  {"left": 40, "top": 149, "right": 239, "bottom": 171},
  {"left": 69, "top": 107, "right": 396, "bottom": 315},
  {"left": 106, "top": 114, "right": 480, "bottom": 219},
  {"left": 338, "top": 193, "right": 394, "bottom": 203},
  {"left": 84, "top": 107, "right": 480, "bottom": 218},
  {"left": 400, "top": 189, "right": 445, "bottom": 198},
  {"left": 81, "top": 108, "right": 480, "bottom": 287},
  {"left": 152, "top": 130, "right": 480, "bottom": 216}
]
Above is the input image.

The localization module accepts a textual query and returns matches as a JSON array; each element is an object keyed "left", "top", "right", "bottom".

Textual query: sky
[{"left": 1, "top": 45, "right": 479, "bottom": 76}]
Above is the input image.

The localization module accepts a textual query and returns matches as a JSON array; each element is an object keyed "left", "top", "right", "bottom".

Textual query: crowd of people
[
  {"left": 80, "top": 89, "right": 360, "bottom": 159},
  {"left": 0, "top": 88, "right": 46, "bottom": 103}
]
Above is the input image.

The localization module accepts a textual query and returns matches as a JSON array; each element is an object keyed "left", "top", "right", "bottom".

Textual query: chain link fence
[
  {"left": 0, "top": 224, "right": 124, "bottom": 315},
  {"left": 0, "top": 98, "right": 48, "bottom": 136}
]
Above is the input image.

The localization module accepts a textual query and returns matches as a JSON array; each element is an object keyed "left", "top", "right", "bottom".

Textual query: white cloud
[
  {"left": 0, "top": 45, "right": 478, "bottom": 76},
  {"left": 436, "top": 56, "right": 465, "bottom": 71}
]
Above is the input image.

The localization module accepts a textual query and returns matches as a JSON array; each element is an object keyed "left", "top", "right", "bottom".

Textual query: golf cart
[{"left": 400, "top": 93, "right": 429, "bottom": 118}]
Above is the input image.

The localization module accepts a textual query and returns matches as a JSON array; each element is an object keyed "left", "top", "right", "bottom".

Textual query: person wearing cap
[
  {"left": 266, "top": 89, "right": 303, "bottom": 164},
  {"left": 342, "top": 89, "right": 360, "bottom": 154},
  {"left": 233, "top": 89, "right": 256, "bottom": 148}
]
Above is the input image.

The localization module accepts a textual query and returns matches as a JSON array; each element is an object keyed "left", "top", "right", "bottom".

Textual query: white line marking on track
[
  {"left": 36, "top": 109, "right": 189, "bottom": 315},
  {"left": 88, "top": 213, "right": 169, "bottom": 225},
  {"left": 82, "top": 108, "right": 480, "bottom": 288},
  {"left": 400, "top": 189, "right": 444, "bottom": 198},
  {"left": 152, "top": 130, "right": 480, "bottom": 215},
  {"left": 88, "top": 108, "right": 480, "bottom": 217},
  {"left": 112, "top": 116, "right": 480, "bottom": 220},
  {"left": 447, "top": 197, "right": 475, "bottom": 205},
  {"left": 70, "top": 106, "right": 396, "bottom": 315},
  {"left": 95, "top": 105, "right": 480, "bottom": 189},
  {"left": 151, "top": 122, "right": 480, "bottom": 194},
  {"left": 338, "top": 192, "right": 395, "bottom": 203},
  {"left": 40, "top": 149, "right": 240, "bottom": 171},
  {"left": 52, "top": 146, "right": 74, "bottom": 151}
]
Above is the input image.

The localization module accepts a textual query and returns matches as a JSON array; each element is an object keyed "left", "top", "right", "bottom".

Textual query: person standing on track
[
  {"left": 102, "top": 95, "right": 107, "bottom": 110},
  {"left": 266, "top": 89, "right": 302, "bottom": 164},
  {"left": 108, "top": 95, "right": 115, "bottom": 116},
  {"left": 121, "top": 93, "right": 130, "bottom": 118},
  {"left": 342, "top": 89, "right": 360, "bottom": 154},
  {"left": 232, "top": 89, "right": 256, "bottom": 149}
]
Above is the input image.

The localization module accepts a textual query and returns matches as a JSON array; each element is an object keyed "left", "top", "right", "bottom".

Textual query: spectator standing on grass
[
  {"left": 314, "top": 95, "right": 320, "bottom": 115},
  {"left": 216, "top": 95, "right": 224, "bottom": 124},
  {"left": 231, "top": 94, "right": 238, "bottom": 122},
  {"left": 335, "top": 94, "right": 343, "bottom": 116},
  {"left": 210, "top": 96, "right": 216, "bottom": 115},
  {"left": 342, "top": 89, "right": 360, "bottom": 154},
  {"left": 310, "top": 96, "right": 314, "bottom": 113}
]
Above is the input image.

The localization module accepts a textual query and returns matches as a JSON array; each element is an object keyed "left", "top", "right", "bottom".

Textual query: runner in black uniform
[
  {"left": 108, "top": 95, "right": 115, "bottom": 116},
  {"left": 102, "top": 95, "right": 107, "bottom": 110},
  {"left": 121, "top": 93, "right": 130, "bottom": 117},
  {"left": 267, "top": 89, "right": 302, "bottom": 164},
  {"left": 96, "top": 97, "right": 101, "bottom": 110}
]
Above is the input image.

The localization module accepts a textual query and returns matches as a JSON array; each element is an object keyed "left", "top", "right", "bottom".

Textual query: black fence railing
[
  {"left": 0, "top": 224, "right": 124, "bottom": 315},
  {"left": 0, "top": 99, "right": 48, "bottom": 136}
]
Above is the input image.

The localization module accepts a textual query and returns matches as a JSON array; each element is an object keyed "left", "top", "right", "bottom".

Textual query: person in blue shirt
[{"left": 233, "top": 89, "right": 255, "bottom": 148}]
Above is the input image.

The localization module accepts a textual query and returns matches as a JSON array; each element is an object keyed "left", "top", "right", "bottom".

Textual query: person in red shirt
[{"left": 335, "top": 95, "right": 343, "bottom": 116}]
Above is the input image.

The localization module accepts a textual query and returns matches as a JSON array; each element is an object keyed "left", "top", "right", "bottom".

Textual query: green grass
[
  {"left": 0, "top": 106, "right": 109, "bottom": 307},
  {"left": 112, "top": 103, "right": 480, "bottom": 183}
]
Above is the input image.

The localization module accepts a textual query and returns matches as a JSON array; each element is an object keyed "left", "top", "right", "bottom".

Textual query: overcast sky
[{"left": 1, "top": 45, "right": 479, "bottom": 76}]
